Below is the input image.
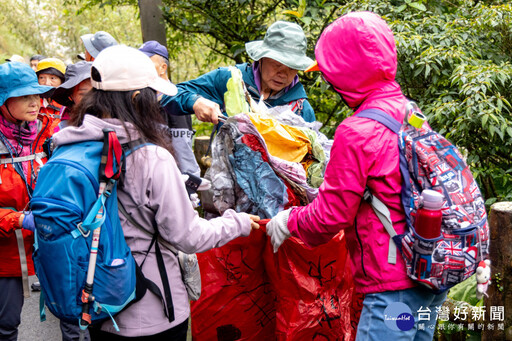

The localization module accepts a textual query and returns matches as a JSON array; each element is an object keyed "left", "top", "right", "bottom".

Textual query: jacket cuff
[
  {"left": 186, "top": 94, "right": 202, "bottom": 113},
  {"left": 10, "top": 212, "right": 23, "bottom": 231}
]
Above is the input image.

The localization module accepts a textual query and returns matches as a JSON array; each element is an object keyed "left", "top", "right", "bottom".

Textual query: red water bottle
[{"left": 414, "top": 189, "right": 444, "bottom": 239}]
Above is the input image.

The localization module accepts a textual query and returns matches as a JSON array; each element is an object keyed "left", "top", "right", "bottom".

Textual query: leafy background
[{"left": 1, "top": 0, "right": 511, "bottom": 203}]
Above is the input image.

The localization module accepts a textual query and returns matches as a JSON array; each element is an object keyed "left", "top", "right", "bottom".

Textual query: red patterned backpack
[{"left": 357, "top": 103, "right": 490, "bottom": 293}]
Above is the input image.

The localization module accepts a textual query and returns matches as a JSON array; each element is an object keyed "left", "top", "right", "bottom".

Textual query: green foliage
[
  {"left": 0, "top": 0, "right": 141, "bottom": 61},
  {"left": 12, "top": 0, "right": 509, "bottom": 202},
  {"left": 161, "top": 0, "right": 282, "bottom": 63},
  {"left": 385, "top": 0, "right": 512, "bottom": 203},
  {"left": 0, "top": 0, "right": 51, "bottom": 57},
  {"left": 159, "top": 0, "right": 512, "bottom": 202}
]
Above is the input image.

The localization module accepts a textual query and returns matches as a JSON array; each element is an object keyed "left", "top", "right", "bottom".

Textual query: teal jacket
[{"left": 161, "top": 63, "right": 315, "bottom": 122}]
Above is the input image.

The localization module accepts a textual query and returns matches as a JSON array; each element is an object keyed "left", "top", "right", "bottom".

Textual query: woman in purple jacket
[
  {"left": 266, "top": 12, "right": 447, "bottom": 340},
  {"left": 54, "top": 45, "right": 260, "bottom": 340}
]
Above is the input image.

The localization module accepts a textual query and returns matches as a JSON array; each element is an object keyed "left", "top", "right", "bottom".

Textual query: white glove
[
  {"left": 181, "top": 174, "right": 212, "bottom": 192},
  {"left": 266, "top": 208, "right": 292, "bottom": 253},
  {"left": 197, "top": 178, "right": 211, "bottom": 191},
  {"left": 190, "top": 193, "right": 201, "bottom": 208},
  {"left": 181, "top": 174, "right": 211, "bottom": 208}
]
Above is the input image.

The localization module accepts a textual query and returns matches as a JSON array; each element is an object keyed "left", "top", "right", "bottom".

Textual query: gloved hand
[
  {"left": 181, "top": 173, "right": 211, "bottom": 194},
  {"left": 196, "top": 178, "right": 211, "bottom": 192},
  {"left": 190, "top": 193, "right": 201, "bottom": 208},
  {"left": 182, "top": 173, "right": 211, "bottom": 208},
  {"left": 22, "top": 211, "right": 36, "bottom": 232},
  {"left": 266, "top": 208, "right": 292, "bottom": 253}
]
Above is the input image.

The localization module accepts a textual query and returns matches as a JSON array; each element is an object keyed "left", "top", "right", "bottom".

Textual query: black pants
[
  {"left": 60, "top": 320, "right": 90, "bottom": 341},
  {"left": 89, "top": 318, "right": 188, "bottom": 341},
  {"left": 0, "top": 277, "right": 23, "bottom": 341}
]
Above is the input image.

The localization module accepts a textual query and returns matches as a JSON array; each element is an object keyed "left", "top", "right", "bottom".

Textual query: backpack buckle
[
  {"left": 363, "top": 187, "right": 373, "bottom": 203},
  {"left": 103, "top": 180, "right": 115, "bottom": 198},
  {"left": 76, "top": 222, "right": 91, "bottom": 238}
]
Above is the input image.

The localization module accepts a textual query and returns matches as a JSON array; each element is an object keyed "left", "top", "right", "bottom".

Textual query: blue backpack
[
  {"left": 357, "top": 106, "right": 490, "bottom": 293},
  {"left": 31, "top": 129, "right": 175, "bottom": 331}
]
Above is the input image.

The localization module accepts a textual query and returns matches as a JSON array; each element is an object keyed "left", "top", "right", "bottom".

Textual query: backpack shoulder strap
[
  {"left": 356, "top": 108, "right": 403, "bottom": 265},
  {"left": 121, "top": 139, "right": 152, "bottom": 157},
  {"left": 118, "top": 147, "right": 175, "bottom": 322},
  {"left": 363, "top": 188, "right": 397, "bottom": 264},
  {"left": 355, "top": 108, "right": 402, "bottom": 134}
]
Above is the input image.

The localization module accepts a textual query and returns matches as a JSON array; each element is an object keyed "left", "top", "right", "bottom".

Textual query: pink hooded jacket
[{"left": 287, "top": 12, "right": 416, "bottom": 294}]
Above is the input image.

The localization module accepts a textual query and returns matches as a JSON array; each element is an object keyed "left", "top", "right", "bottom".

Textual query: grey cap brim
[
  {"left": 81, "top": 34, "right": 99, "bottom": 58},
  {"left": 52, "top": 74, "right": 91, "bottom": 106},
  {"left": 245, "top": 40, "right": 314, "bottom": 71},
  {"left": 0, "top": 84, "right": 54, "bottom": 107}
]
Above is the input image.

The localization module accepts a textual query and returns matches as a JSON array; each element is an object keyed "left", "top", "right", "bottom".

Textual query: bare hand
[
  {"left": 248, "top": 214, "right": 261, "bottom": 230},
  {"left": 192, "top": 97, "right": 221, "bottom": 124}
]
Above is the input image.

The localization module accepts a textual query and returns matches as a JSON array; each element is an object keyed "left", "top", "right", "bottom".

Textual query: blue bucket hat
[{"left": 0, "top": 62, "right": 54, "bottom": 107}]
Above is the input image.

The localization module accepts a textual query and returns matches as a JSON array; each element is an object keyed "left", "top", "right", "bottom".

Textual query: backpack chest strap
[{"left": 0, "top": 152, "right": 46, "bottom": 165}]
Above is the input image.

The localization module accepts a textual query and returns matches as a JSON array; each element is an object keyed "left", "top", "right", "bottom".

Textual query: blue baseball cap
[
  {"left": 0, "top": 62, "right": 54, "bottom": 107},
  {"left": 139, "top": 40, "right": 169, "bottom": 60}
]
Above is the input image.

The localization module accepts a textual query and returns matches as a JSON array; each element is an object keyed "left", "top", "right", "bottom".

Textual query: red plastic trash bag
[
  {"left": 263, "top": 231, "right": 363, "bottom": 341},
  {"left": 191, "top": 226, "right": 363, "bottom": 341},
  {"left": 191, "top": 229, "right": 276, "bottom": 341}
]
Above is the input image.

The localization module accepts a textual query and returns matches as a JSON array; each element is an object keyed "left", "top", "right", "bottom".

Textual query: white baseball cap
[{"left": 90, "top": 45, "right": 177, "bottom": 96}]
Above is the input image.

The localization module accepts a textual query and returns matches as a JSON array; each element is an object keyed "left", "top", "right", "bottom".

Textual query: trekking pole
[{"left": 79, "top": 128, "right": 120, "bottom": 341}]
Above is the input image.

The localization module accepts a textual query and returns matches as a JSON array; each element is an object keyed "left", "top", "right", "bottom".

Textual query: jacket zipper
[
  {"left": 354, "top": 218, "right": 367, "bottom": 277},
  {"left": 31, "top": 197, "right": 82, "bottom": 217}
]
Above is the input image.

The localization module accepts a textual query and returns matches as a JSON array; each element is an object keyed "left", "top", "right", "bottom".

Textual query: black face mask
[{"left": 322, "top": 75, "right": 353, "bottom": 110}]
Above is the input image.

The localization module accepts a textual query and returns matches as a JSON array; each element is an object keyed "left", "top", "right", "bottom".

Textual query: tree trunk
[
  {"left": 138, "top": 0, "right": 167, "bottom": 45},
  {"left": 482, "top": 202, "right": 512, "bottom": 340}
]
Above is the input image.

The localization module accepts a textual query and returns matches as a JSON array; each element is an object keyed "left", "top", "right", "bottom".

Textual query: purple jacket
[
  {"left": 287, "top": 12, "right": 416, "bottom": 294},
  {"left": 53, "top": 115, "right": 252, "bottom": 336}
]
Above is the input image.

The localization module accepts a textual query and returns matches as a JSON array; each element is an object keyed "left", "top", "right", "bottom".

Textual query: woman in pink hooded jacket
[{"left": 267, "top": 12, "right": 447, "bottom": 340}]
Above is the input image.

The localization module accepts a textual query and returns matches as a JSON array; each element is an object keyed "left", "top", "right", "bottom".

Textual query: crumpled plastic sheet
[{"left": 230, "top": 143, "right": 287, "bottom": 218}]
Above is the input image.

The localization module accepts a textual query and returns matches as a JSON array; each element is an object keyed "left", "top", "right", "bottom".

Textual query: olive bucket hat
[
  {"left": 245, "top": 21, "right": 314, "bottom": 71},
  {"left": 0, "top": 62, "right": 54, "bottom": 107}
]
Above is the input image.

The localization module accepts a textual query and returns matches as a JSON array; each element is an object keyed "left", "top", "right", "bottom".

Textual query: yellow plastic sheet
[{"left": 249, "top": 113, "right": 311, "bottom": 163}]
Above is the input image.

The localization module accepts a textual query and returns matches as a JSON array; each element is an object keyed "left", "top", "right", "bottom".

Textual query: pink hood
[
  {"left": 316, "top": 11, "right": 401, "bottom": 109},
  {"left": 287, "top": 12, "right": 416, "bottom": 294}
]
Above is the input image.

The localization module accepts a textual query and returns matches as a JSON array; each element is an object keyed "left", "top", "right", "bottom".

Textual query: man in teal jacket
[{"left": 162, "top": 21, "right": 316, "bottom": 124}]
